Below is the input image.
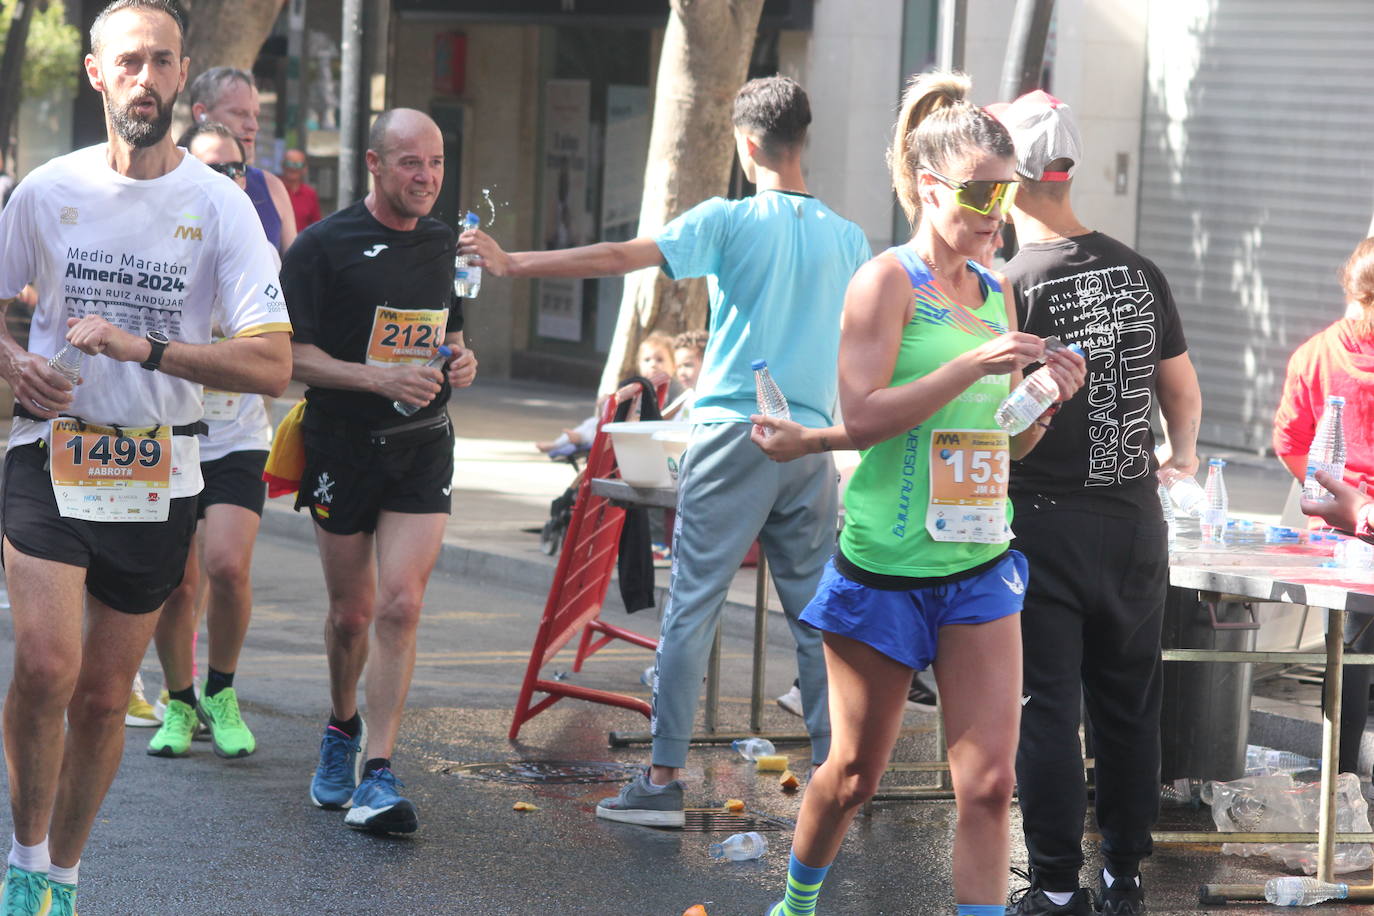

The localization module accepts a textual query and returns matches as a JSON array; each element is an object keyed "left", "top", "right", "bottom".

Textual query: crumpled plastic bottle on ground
[{"left": 1202, "top": 772, "right": 1373, "bottom": 875}]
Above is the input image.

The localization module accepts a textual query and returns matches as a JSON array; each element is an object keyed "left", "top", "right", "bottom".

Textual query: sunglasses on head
[
  {"left": 923, "top": 167, "right": 1016, "bottom": 215},
  {"left": 207, "top": 161, "right": 246, "bottom": 180}
]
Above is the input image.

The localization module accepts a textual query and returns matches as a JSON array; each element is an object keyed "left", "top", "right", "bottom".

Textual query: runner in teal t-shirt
[{"left": 461, "top": 76, "right": 870, "bottom": 827}]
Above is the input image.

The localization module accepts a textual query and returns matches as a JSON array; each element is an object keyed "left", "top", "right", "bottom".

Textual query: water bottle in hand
[
  {"left": 1157, "top": 467, "right": 1206, "bottom": 518},
  {"left": 1302, "top": 395, "right": 1346, "bottom": 502},
  {"left": 752, "top": 360, "right": 789, "bottom": 439},
  {"left": 1201, "top": 459, "right": 1228, "bottom": 543},
  {"left": 731, "top": 737, "right": 775, "bottom": 761},
  {"left": 1264, "top": 876, "right": 1348, "bottom": 906},
  {"left": 994, "top": 344, "right": 1084, "bottom": 435},
  {"left": 34, "top": 343, "right": 84, "bottom": 412},
  {"left": 708, "top": 831, "right": 768, "bottom": 861},
  {"left": 392, "top": 345, "right": 453, "bottom": 416},
  {"left": 453, "top": 211, "right": 482, "bottom": 299}
]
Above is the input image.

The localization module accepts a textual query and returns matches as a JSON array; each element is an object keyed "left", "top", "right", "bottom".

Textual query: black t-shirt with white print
[
  {"left": 1002, "top": 231, "right": 1188, "bottom": 516},
  {"left": 281, "top": 200, "right": 464, "bottom": 425}
]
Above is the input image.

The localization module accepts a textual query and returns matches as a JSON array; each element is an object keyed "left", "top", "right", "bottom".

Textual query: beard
[{"left": 106, "top": 86, "right": 176, "bottom": 148}]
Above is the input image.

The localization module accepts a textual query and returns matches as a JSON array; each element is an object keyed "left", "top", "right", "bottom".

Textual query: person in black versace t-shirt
[{"left": 993, "top": 92, "right": 1203, "bottom": 916}]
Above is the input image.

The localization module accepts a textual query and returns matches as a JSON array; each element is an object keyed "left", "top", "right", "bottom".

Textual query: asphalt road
[{"left": 0, "top": 531, "right": 1369, "bottom": 914}]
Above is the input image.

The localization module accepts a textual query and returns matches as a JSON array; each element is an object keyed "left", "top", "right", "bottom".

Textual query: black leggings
[{"left": 1012, "top": 505, "right": 1168, "bottom": 891}]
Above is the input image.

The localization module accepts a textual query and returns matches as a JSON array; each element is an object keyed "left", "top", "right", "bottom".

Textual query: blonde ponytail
[{"left": 889, "top": 70, "right": 1013, "bottom": 227}]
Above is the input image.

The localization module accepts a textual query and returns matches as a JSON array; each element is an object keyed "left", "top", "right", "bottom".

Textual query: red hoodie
[{"left": 1273, "top": 318, "right": 1374, "bottom": 490}]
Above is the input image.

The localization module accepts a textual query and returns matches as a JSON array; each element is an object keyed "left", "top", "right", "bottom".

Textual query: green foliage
[{"left": 0, "top": 0, "right": 81, "bottom": 98}]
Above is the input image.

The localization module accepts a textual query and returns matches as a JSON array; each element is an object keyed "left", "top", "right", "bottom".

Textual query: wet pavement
[{"left": 0, "top": 529, "right": 1363, "bottom": 914}]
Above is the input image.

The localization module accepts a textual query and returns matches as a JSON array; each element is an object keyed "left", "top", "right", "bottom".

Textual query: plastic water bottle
[
  {"left": 994, "top": 344, "right": 1085, "bottom": 435},
  {"left": 453, "top": 211, "right": 482, "bottom": 298},
  {"left": 1158, "top": 484, "right": 1177, "bottom": 548},
  {"left": 1201, "top": 459, "right": 1228, "bottom": 543},
  {"left": 48, "top": 343, "right": 83, "bottom": 384},
  {"left": 1157, "top": 467, "right": 1207, "bottom": 518},
  {"left": 392, "top": 345, "right": 453, "bottom": 416},
  {"left": 708, "top": 831, "right": 768, "bottom": 861},
  {"left": 33, "top": 343, "right": 84, "bottom": 412},
  {"left": 1264, "top": 876, "right": 1349, "bottom": 906},
  {"left": 752, "top": 360, "right": 789, "bottom": 438},
  {"left": 731, "top": 737, "right": 776, "bottom": 761},
  {"left": 1302, "top": 395, "right": 1346, "bottom": 502}
]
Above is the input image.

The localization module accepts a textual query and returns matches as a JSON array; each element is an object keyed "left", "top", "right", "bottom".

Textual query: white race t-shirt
[
  {"left": 0, "top": 144, "right": 291, "bottom": 497},
  {"left": 198, "top": 391, "right": 271, "bottom": 462}
]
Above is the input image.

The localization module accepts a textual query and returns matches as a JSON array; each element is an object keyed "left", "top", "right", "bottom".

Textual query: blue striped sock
[
  {"left": 772, "top": 852, "right": 828, "bottom": 916},
  {"left": 955, "top": 905, "right": 1007, "bottom": 915}
]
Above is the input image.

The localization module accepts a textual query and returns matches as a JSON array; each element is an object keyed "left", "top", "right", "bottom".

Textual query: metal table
[
  {"left": 1161, "top": 530, "right": 1374, "bottom": 904},
  {"left": 589, "top": 477, "right": 809, "bottom": 749}
]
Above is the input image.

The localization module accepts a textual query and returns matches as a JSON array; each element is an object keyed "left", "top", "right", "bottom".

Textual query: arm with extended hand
[
  {"left": 458, "top": 228, "right": 663, "bottom": 279},
  {"left": 62, "top": 314, "right": 291, "bottom": 397},
  {"left": 1155, "top": 352, "right": 1203, "bottom": 477}
]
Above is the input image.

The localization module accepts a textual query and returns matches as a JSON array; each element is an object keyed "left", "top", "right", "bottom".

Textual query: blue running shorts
[{"left": 800, "top": 549, "right": 1028, "bottom": 671}]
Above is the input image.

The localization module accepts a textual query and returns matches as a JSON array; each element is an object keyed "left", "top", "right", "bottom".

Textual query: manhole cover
[
  {"left": 682, "top": 808, "right": 794, "bottom": 833},
  {"left": 439, "top": 760, "right": 643, "bottom": 785}
]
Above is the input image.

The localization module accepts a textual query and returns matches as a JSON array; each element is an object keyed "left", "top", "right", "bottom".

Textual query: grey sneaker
[{"left": 595, "top": 769, "right": 685, "bottom": 827}]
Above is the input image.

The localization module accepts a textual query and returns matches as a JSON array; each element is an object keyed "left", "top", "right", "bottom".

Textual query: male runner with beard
[{"left": 0, "top": 2, "right": 291, "bottom": 911}]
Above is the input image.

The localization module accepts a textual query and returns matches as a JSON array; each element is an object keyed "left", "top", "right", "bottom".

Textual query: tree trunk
[
  {"left": 173, "top": 0, "right": 286, "bottom": 132},
  {"left": 597, "top": 0, "right": 765, "bottom": 394}
]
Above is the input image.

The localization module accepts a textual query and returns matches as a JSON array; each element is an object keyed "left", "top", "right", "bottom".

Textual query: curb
[
  {"left": 257, "top": 501, "right": 556, "bottom": 597},
  {"left": 255, "top": 502, "right": 796, "bottom": 651}
]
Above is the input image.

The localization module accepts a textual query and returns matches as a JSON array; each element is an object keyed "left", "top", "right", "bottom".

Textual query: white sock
[
  {"left": 1103, "top": 867, "right": 1139, "bottom": 887},
  {"left": 47, "top": 861, "right": 78, "bottom": 886},
  {"left": 7, "top": 835, "right": 49, "bottom": 874},
  {"left": 1044, "top": 890, "right": 1075, "bottom": 906},
  {"left": 645, "top": 772, "right": 672, "bottom": 790}
]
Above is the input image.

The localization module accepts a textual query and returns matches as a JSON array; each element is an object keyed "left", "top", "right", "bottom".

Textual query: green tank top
[{"left": 839, "top": 246, "right": 1014, "bottom": 578}]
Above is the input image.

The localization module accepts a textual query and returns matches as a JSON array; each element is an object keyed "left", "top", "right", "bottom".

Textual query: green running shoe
[
  {"left": 197, "top": 687, "right": 256, "bottom": 758},
  {"left": 0, "top": 865, "right": 50, "bottom": 916},
  {"left": 147, "top": 699, "right": 196, "bottom": 757},
  {"left": 47, "top": 881, "right": 75, "bottom": 916}
]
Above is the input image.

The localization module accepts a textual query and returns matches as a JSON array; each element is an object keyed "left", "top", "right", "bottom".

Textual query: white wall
[
  {"left": 963, "top": 0, "right": 1147, "bottom": 246},
  {"left": 783, "top": 0, "right": 905, "bottom": 252}
]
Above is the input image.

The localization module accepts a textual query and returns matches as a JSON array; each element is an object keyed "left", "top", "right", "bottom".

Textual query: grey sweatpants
[{"left": 649, "top": 422, "right": 837, "bottom": 768}]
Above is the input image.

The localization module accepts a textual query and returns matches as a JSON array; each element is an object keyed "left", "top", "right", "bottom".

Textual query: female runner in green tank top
[{"left": 755, "top": 71, "right": 1085, "bottom": 916}]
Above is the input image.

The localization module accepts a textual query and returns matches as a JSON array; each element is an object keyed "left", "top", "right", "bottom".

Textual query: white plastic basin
[{"left": 603, "top": 421, "right": 694, "bottom": 487}]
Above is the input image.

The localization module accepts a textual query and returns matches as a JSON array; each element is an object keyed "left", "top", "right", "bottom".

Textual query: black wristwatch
[{"left": 141, "top": 330, "right": 169, "bottom": 371}]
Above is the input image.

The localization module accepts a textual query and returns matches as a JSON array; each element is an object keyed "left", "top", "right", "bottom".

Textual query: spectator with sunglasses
[
  {"left": 279, "top": 149, "right": 322, "bottom": 232},
  {"left": 189, "top": 66, "right": 296, "bottom": 254},
  {"left": 991, "top": 90, "right": 1201, "bottom": 916},
  {"left": 139, "top": 118, "right": 278, "bottom": 763},
  {"left": 757, "top": 71, "right": 1084, "bottom": 916}
]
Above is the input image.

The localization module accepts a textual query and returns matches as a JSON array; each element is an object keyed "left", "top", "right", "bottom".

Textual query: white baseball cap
[{"left": 992, "top": 89, "right": 1083, "bottom": 182}]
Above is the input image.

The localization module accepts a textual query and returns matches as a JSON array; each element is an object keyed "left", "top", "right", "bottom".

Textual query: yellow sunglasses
[{"left": 924, "top": 167, "right": 1017, "bottom": 215}]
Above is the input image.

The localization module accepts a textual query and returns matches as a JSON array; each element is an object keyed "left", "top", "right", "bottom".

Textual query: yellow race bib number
[
  {"left": 926, "top": 428, "right": 1010, "bottom": 544},
  {"left": 366, "top": 307, "right": 447, "bottom": 367},
  {"left": 49, "top": 420, "right": 172, "bottom": 522}
]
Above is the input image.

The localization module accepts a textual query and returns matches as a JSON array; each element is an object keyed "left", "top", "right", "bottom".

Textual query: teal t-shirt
[{"left": 654, "top": 190, "right": 871, "bottom": 428}]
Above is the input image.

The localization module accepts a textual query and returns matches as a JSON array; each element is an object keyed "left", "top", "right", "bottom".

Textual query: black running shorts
[
  {"left": 197, "top": 449, "right": 268, "bottom": 520},
  {"left": 1, "top": 443, "right": 197, "bottom": 614},
  {"left": 296, "top": 421, "right": 454, "bottom": 536}
]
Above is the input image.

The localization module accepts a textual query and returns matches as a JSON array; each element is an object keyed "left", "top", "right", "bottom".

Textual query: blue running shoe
[
  {"left": 343, "top": 767, "right": 418, "bottom": 834},
  {"left": 0, "top": 865, "right": 50, "bottom": 916},
  {"left": 309, "top": 719, "right": 366, "bottom": 810}
]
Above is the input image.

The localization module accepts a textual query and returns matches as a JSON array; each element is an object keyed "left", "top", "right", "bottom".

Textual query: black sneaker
[
  {"left": 1009, "top": 871, "right": 1095, "bottom": 915},
  {"left": 1099, "top": 875, "right": 1146, "bottom": 915},
  {"left": 906, "top": 674, "right": 938, "bottom": 711}
]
